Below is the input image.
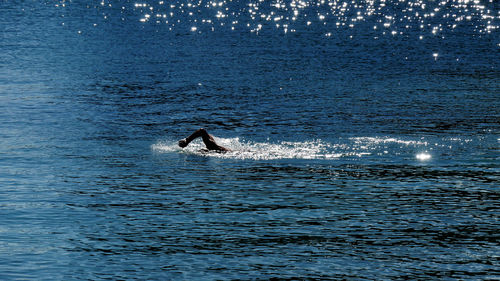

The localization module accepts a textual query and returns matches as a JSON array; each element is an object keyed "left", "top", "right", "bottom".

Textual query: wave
[{"left": 152, "top": 136, "right": 434, "bottom": 161}]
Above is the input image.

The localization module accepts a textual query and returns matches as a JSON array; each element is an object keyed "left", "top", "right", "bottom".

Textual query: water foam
[{"left": 152, "top": 137, "right": 343, "bottom": 160}]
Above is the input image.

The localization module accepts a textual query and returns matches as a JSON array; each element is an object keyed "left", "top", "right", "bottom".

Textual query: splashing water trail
[
  {"left": 152, "top": 138, "right": 343, "bottom": 160},
  {"left": 152, "top": 136, "right": 443, "bottom": 161}
]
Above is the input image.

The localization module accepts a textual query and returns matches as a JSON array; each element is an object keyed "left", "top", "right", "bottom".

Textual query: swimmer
[{"left": 178, "top": 128, "right": 231, "bottom": 152}]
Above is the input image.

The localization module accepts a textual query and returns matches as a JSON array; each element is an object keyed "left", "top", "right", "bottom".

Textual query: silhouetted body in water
[{"left": 178, "top": 128, "right": 231, "bottom": 152}]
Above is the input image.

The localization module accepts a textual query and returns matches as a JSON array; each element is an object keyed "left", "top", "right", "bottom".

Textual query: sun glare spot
[{"left": 416, "top": 153, "right": 432, "bottom": 161}]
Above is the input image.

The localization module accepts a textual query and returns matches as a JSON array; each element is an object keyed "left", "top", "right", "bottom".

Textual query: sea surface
[{"left": 1, "top": 0, "right": 499, "bottom": 280}]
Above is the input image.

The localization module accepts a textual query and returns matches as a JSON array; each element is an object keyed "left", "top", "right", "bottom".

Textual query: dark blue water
[{"left": 1, "top": 0, "right": 499, "bottom": 279}]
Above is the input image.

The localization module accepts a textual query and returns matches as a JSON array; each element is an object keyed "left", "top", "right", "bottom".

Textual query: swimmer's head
[{"left": 178, "top": 139, "right": 188, "bottom": 148}]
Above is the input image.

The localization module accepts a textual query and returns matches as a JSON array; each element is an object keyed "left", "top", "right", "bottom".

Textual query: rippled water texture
[{"left": 1, "top": 0, "right": 499, "bottom": 280}]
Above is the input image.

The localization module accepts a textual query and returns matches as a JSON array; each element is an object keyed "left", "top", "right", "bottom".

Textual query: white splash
[{"left": 152, "top": 138, "right": 343, "bottom": 160}]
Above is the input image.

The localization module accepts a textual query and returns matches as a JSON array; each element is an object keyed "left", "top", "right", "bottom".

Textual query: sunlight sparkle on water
[
  {"left": 53, "top": 0, "right": 499, "bottom": 45},
  {"left": 123, "top": 0, "right": 500, "bottom": 37},
  {"left": 416, "top": 152, "right": 432, "bottom": 161}
]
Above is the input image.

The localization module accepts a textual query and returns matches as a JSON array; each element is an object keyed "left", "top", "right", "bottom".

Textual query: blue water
[{"left": 1, "top": 0, "right": 499, "bottom": 279}]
